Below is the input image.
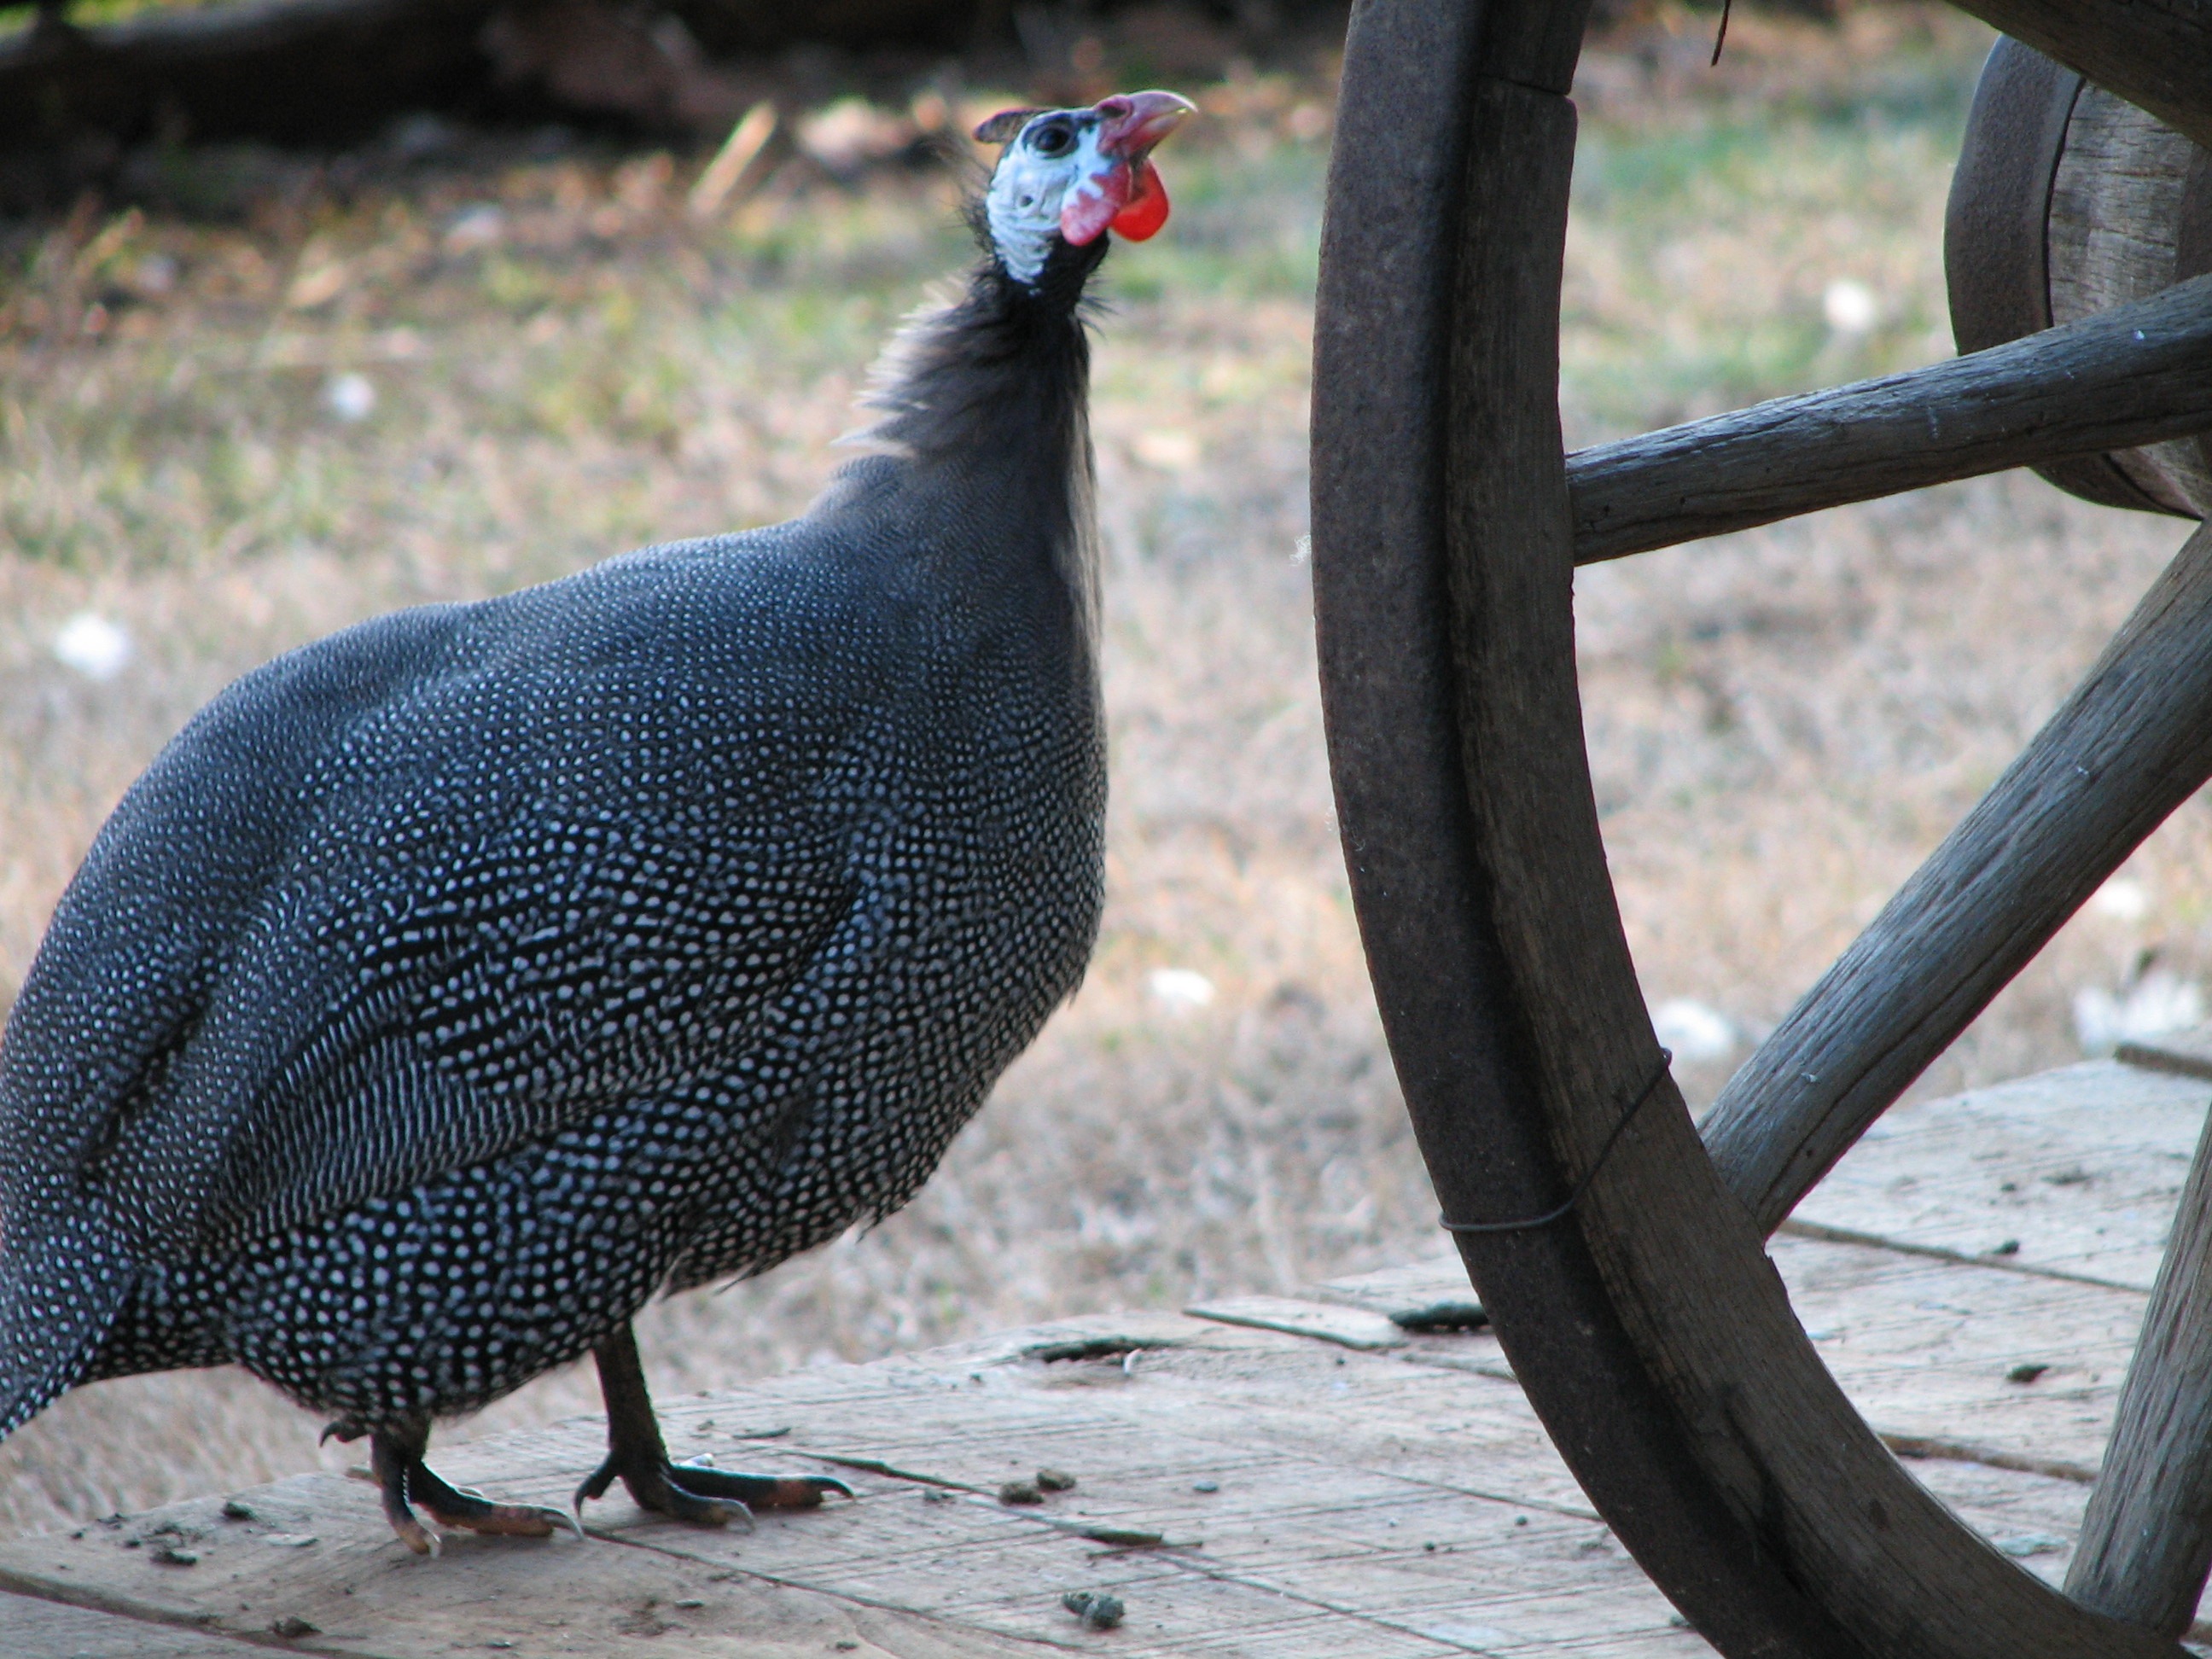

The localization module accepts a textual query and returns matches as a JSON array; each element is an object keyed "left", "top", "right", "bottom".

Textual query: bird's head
[{"left": 975, "top": 90, "right": 1196, "bottom": 289}]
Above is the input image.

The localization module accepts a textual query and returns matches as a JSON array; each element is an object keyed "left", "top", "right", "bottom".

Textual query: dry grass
[{"left": 2, "top": 3, "right": 2203, "bottom": 1538}]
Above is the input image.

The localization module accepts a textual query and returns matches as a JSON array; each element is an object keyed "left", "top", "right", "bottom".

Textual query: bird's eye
[{"left": 1030, "top": 124, "right": 1073, "bottom": 156}]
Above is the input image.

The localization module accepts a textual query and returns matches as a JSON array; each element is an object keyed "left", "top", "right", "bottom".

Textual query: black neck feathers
[
  {"left": 829, "top": 231, "right": 1111, "bottom": 639},
  {"left": 859, "top": 233, "right": 1107, "bottom": 471}
]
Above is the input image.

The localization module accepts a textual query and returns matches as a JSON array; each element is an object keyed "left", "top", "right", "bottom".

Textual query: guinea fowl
[{"left": 0, "top": 89, "right": 1193, "bottom": 1553}]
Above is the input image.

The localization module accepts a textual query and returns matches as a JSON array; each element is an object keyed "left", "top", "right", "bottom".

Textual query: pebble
[
  {"left": 1062, "top": 1590, "right": 1126, "bottom": 1631},
  {"left": 998, "top": 1480, "right": 1044, "bottom": 1505},
  {"left": 1191, "top": 1480, "right": 1219, "bottom": 1493},
  {"left": 1035, "top": 1468, "right": 1077, "bottom": 1493}
]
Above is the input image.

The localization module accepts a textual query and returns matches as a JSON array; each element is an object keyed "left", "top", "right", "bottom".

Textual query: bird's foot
[
  {"left": 370, "top": 1425, "right": 582, "bottom": 1556},
  {"left": 410, "top": 1460, "right": 584, "bottom": 1544},
  {"left": 573, "top": 1450, "right": 852, "bottom": 1529},
  {"left": 579, "top": 1322, "right": 853, "bottom": 1529}
]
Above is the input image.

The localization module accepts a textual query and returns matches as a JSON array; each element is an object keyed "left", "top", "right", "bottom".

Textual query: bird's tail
[{"left": 0, "top": 1213, "right": 132, "bottom": 1441}]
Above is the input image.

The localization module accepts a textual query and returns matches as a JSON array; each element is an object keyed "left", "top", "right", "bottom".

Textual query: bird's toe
[
  {"left": 655, "top": 1470, "right": 759, "bottom": 1531},
  {"left": 397, "top": 1449, "right": 578, "bottom": 1547},
  {"left": 418, "top": 1497, "right": 572, "bottom": 1540},
  {"left": 574, "top": 1450, "right": 786, "bottom": 1529},
  {"left": 671, "top": 1464, "right": 854, "bottom": 1510}
]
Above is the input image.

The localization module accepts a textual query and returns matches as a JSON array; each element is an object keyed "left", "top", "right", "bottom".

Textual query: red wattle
[
  {"left": 1110, "top": 161, "right": 1170, "bottom": 241},
  {"left": 1059, "top": 168, "right": 1128, "bottom": 247}
]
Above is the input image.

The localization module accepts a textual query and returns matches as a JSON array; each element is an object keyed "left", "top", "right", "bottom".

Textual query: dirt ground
[{"left": 3, "top": 3, "right": 2205, "bottom": 1537}]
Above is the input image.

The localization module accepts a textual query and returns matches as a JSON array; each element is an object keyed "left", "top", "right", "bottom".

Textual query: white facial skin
[{"left": 986, "top": 112, "right": 1109, "bottom": 287}]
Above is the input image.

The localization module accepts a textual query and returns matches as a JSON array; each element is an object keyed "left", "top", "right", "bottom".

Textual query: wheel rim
[{"left": 1309, "top": 5, "right": 2193, "bottom": 1655}]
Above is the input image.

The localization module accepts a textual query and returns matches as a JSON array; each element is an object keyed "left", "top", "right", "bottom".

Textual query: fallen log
[{"left": 0, "top": 0, "right": 980, "bottom": 150}]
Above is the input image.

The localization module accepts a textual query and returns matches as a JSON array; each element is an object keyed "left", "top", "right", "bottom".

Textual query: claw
[
  {"left": 573, "top": 1458, "right": 619, "bottom": 1512},
  {"left": 655, "top": 1469, "right": 757, "bottom": 1532}
]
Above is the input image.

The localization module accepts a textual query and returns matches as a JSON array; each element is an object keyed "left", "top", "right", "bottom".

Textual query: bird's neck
[{"left": 831, "top": 261, "right": 1103, "bottom": 643}]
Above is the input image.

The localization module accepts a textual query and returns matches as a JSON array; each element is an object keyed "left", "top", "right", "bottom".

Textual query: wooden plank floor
[{"left": 3, "top": 1048, "right": 2209, "bottom": 1656}]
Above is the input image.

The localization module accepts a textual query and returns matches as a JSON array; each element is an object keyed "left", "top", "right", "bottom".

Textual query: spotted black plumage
[{"left": 1, "top": 92, "right": 1192, "bottom": 1548}]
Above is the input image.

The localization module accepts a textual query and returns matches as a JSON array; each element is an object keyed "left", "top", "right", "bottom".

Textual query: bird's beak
[
  {"left": 1093, "top": 90, "right": 1197, "bottom": 161},
  {"left": 1061, "top": 90, "right": 1196, "bottom": 247}
]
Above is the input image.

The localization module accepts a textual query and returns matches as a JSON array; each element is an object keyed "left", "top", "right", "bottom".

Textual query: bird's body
[
  {"left": 54, "top": 450, "right": 1103, "bottom": 1427},
  {"left": 1, "top": 90, "right": 1190, "bottom": 1549}
]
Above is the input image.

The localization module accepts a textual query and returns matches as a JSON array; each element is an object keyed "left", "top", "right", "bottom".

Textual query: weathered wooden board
[
  {"left": 1180, "top": 1295, "right": 1410, "bottom": 1351},
  {"left": 0, "top": 1258, "right": 2158, "bottom": 1657},
  {"left": 0, "top": 1468, "right": 1047, "bottom": 1658},
  {"left": 6, "top": 1054, "right": 2211, "bottom": 1655},
  {"left": 1789, "top": 1057, "right": 2212, "bottom": 1289},
  {"left": 1310, "top": 1237, "right": 2142, "bottom": 1479},
  {"left": 0, "top": 1588, "right": 269, "bottom": 1658},
  {"left": 1304, "top": 1260, "right": 1487, "bottom": 1331},
  {"left": 2120, "top": 1022, "right": 2212, "bottom": 1084},
  {"left": 0, "top": 1311, "right": 1705, "bottom": 1658}
]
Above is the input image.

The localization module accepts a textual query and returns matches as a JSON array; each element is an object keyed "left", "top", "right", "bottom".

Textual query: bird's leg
[
  {"left": 368, "top": 1415, "right": 580, "bottom": 1555},
  {"left": 369, "top": 1422, "right": 440, "bottom": 1557},
  {"left": 573, "top": 1323, "right": 853, "bottom": 1528}
]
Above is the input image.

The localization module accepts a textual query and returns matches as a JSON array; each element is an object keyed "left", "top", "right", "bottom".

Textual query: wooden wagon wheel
[{"left": 1309, "top": 5, "right": 2212, "bottom": 1656}]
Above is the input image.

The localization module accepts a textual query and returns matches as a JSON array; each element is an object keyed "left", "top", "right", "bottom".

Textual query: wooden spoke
[
  {"left": 1702, "top": 518, "right": 2212, "bottom": 1237},
  {"left": 2067, "top": 1104, "right": 2212, "bottom": 1637},
  {"left": 1948, "top": 0, "right": 2212, "bottom": 151},
  {"left": 1568, "top": 275, "right": 2212, "bottom": 564}
]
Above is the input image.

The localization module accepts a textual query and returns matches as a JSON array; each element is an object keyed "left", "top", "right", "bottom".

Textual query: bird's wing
[
  {"left": 3, "top": 599, "right": 474, "bottom": 1253},
  {"left": 2, "top": 544, "right": 891, "bottom": 1260}
]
